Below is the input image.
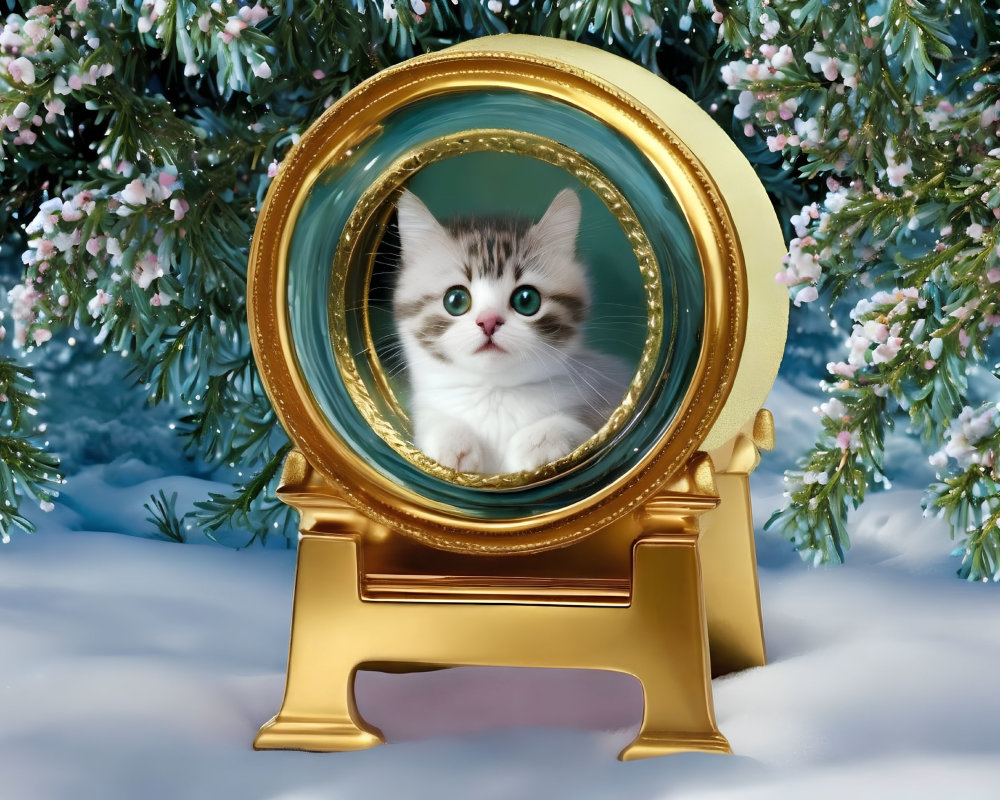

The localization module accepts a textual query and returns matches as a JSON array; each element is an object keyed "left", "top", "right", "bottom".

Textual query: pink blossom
[
  {"left": 0, "top": 28, "right": 25, "bottom": 49},
  {"left": 157, "top": 171, "right": 177, "bottom": 194},
  {"left": 132, "top": 251, "right": 163, "bottom": 289},
  {"left": 828, "top": 361, "right": 859, "bottom": 378},
  {"left": 220, "top": 18, "right": 248, "bottom": 43},
  {"left": 44, "top": 98, "right": 66, "bottom": 123},
  {"left": 959, "top": 329, "right": 971, "bottom": 348},
  {"left": 982, "top": 104, "right": 1000, "bottom": 129},
  {"left": 759, "top": 14, "right": 779, "bottom": 40},
  {"left": 884, "top": 143, "right": 912, "bottom": 188},
  {"left": 238, "top": 2, "right": 269, "bottom": 25},
  {"left": 720, "top": 61, "right": 746, "bottom": 87},
  {"left": 121, "top": 178, "right": 148, "bottom": 206},
  {"left": 987, "top": 267, "right": 1000, "bottom": 283},
  {"left": 32, "top": 328, "right": 52, "bottom": 346},
  {"left": 818, "top": 397, "right": 847, "bottom": 420},
  {"left": 52, "top": 231, "right": 77, "bottom": 252},
  {"left": 711, "top": 11, "right": 723, "bottom": 24},
  {"left": 8, "top": 57, "right": 36, "bottom": 85},
  {"left": 783, "top": 238, "right": 821, "bottom": 284},
  {"left": 88, "top": 63, "right": 114, "bottom": 82},
  {"left": 23, "top": 19, "right": 47, "bottom": 44},
  {"left": 924, "top": 360, "right": 936, "bottom": 370},
  {"left": 733, "top": 90, "right": 755, "bottom": 120},
  {"left": 267, "top": 160, "right": 279, "bottom": 178},
  {"left": 766, "top": 134, "right": 788, "bottom": 152},
  {"left": 836, "top": 430, "right": 852, "bottom": 451},
  {"left": 169, "top": 198, "right": 189, "bottom": 221},
  {"left": 872, "top": 337, "right": 904, "bottom": 364},
  {"left": 68, "top": 74, "right": 84, "bottom": 91},
  {"left": 75, "top": 0, "right": 89, "bottom": 11},
  {"left": 312, "top": 69, "right": 326, "bottom": 79},
  {"left": 86, "top": 237, "right": 103, "bottom": 256},
  {"left": 87, "top": 289, "right": 112, "bottom": 318},
  {"left": 151, "top": 292, "right": 171, "bottom": 307},
  {"left": 841, "top": 63, "right": 859, "bottom": 90},
  {"left": 771, "top": 45, "right": 795, "bottom": 69},
  {"left": 794, "top": 286, "right": 819, "bottom": 306},
  {"left": 198, "top": 12, "right": 212, "bottom": 32}
]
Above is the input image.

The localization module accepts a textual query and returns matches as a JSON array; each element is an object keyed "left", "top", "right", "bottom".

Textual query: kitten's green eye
[
  {"left": 443, "top": 286, "right": 471, "bottom": 316},
  {"left": 510, "top": 285, "right": 541, "bottom": 316}
]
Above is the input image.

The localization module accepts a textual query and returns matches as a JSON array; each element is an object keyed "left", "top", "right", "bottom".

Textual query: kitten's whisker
[{"left": 529, "top": 342, "right": 620, "bottom": 412}]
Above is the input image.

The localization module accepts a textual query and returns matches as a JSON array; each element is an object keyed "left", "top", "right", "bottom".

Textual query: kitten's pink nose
[{"left": 476, "top": 313, "right": 504, "bottom": 337}]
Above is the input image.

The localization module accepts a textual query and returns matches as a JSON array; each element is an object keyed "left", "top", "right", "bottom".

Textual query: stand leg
[
  {"left": 702, "top": 418, "right": 772, "bottom": 675},
  {"left": 254, "top": 535, "right": 385, "bottom": 752},
  {"left": 619, "top": 538, "right": 730, "bottom": 760}
]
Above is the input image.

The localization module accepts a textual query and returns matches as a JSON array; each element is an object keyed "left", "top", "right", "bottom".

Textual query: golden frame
[
  {"left": 329, "top": 129, "right": 666, "bottom": 490},
  {"left": 249, "top": 40, "right": 757, "bottom": 555},
  {"left": 248, "top": 35, "right": 788, "bottom": 760}
]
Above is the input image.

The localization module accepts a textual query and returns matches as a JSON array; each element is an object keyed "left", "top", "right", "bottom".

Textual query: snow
[{"left": 3, "top": 377, "right": 1000, "bottom": 798}]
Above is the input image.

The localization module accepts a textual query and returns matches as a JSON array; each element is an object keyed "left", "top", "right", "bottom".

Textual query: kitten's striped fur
[{"left": 393, "top": 189, "right": 630, "bottom": 474}]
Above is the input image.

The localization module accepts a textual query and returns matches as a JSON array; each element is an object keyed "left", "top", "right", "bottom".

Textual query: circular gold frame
[
  {"left": 249, "top": 41, "right": 751, "bottom": 554},
  {"left": 329, "top": 129, "right": 665, "bottom": 489}
]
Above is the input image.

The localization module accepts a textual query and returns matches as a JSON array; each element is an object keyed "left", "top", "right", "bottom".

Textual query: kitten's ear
[
  {"left": 532, "top": 189, "right": 582, "bottom": 255},
  {"left": 396, "top": 189, "right": 448, "bottom": 258}
]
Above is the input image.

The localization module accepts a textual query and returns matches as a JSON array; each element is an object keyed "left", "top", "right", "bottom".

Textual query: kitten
[{"left": 393, "top": 188, "right": 631, "bottom": 474}]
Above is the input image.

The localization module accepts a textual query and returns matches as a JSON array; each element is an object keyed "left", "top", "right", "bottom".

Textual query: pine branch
[
  {"left": 192, "top": 440, "right": 294, "bottom": 547},
  {"left": 0, "top": 355, "right": 61, "bottom": 542}
]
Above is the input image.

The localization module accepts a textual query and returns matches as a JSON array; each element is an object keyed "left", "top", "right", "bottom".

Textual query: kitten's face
[{"left": 393, "top": 189, "right": 590, "bottom": 383}]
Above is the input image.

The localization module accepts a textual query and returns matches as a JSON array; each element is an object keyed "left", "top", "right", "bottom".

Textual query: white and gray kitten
[{"left": 393, "top": 188, "right": 630, "bottom": 474}]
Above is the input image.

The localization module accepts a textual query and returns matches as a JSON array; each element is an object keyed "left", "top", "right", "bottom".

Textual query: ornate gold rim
[
  {"left": 328, "top": 129, "right": 665, "bottom": 489},
  {"left": 247, "top": 42, "right": 747, "bottom": 554}
]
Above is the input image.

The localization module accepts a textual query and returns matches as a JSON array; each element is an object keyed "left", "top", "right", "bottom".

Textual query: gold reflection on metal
[
  {"left": 702, "top": 408, "right": 774, "bottom": 676},
  {"left": 254, "top": 449, "right": 731, "bottom": 760},
  {"left": 248, "top": 38, "right": 755, "bottom": 555},
  {"left": 248, "top": 34, "right": 787, "bottom": 762},
  {"left": 330, "top": 130, "right": 664, "bottom": 488}
]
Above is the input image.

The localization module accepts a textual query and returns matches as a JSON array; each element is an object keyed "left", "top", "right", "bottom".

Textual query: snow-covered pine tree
[
  {"left": 7, "top": 0, "right": 998, "bottom": 584},
  {"left": 3, "top": 0, "right": 796, "bottom": 546},
  {"left": 723, "top": 1, "right": 1000, "bottom": 581}
]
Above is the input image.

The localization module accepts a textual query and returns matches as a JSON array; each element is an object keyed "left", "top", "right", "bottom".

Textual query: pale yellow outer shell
[{"left": 452, "top": 35, "right": 788, "bottom": 450}]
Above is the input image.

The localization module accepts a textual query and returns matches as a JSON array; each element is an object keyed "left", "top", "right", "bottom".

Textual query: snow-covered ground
[{"left": 3, "top": 378, "right": 1000, "bottom": 799}]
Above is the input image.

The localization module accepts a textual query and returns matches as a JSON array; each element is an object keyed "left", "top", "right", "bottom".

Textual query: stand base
[
  {"left": 256, "top": 529, "right": 729, "bottom": 760},
  {"left": 620, "top": 731, "right": 732, "bottom": 761},
  {"left": 254, "top": 715, "right": 385, "bottom": 752}
]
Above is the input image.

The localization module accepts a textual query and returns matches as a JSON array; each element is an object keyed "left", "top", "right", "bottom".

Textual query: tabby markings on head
[
  {"left": 391, "top": 188, "right": 631, "bottom": 474},
  {"left": 451, "top": 219, "right": 529, "bottom": 281}
]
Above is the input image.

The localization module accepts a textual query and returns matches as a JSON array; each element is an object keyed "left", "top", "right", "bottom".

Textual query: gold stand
[
  {"left": 701, "top": 409, "right": 774, "bottom": 676},
  {"left": 254, "top": 450, "right": 739, "bottom": 760}
]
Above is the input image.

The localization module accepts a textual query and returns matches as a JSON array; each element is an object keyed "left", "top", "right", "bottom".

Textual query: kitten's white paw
[
  {"left": 505, "top": 417, "right": 593, "bottom": 472},
  {"left": 423, "top": 427, "right": 487, "bottom": 473}
]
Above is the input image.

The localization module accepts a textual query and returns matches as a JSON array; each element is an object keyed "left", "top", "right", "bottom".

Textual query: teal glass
[{"left": 286, "top": 89, "right": 703, "bottom": 519}]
